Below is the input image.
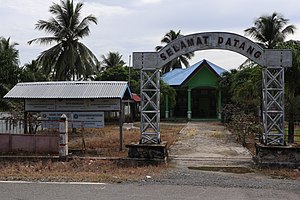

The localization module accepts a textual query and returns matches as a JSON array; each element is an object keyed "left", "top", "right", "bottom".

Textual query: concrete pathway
[{"left": 169, "top": 122, "right": 254, "bottom": 168}]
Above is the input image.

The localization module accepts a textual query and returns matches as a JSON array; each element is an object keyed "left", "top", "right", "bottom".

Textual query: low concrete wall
[
  {"left": 254, "top": 143, "right": 300, "bottom": 168},
  {"left": 0, "top": 134, "right": 59, "bottom": 154}
]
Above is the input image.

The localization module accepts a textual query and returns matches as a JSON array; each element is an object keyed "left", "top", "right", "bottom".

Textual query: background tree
[
  {"left": 94, "top": 65, "right": 140, "bottom": 94},
  {"left": 0, "top": 37, "right": 20, "bottom": 111},
  {"left": 245, "top": 12, "right": 296, "bottom": 49},
  {"left": 101, "top": 51, "right": 125, "bottom": 69},
  {"left": 20, "top": 60, "right": 48, "bottom": 82},
  {"left": 277, "top": 40, "right": 300, "bottom": 143},
  {"left": 28, "top": 0, "right": 99, "bottom": 81},
  {"left": 0, "top": 37, "right": 20, "bottom": 87},
  {"left": 219, "top": 67, "right": 261, "bottom": 115},
  {"left": 156, "top": 30, "right": 194, "bottom": 74}
]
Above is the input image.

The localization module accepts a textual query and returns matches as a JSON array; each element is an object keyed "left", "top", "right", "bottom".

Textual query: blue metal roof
[{"left": 161, "top": 59, "right": 227, "bottom": 86}]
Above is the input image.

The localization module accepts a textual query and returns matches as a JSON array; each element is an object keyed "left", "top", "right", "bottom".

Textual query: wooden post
[
  {"left": 119, "top": 99, "right": 123, "bottom": 151},
  {"left": 218, "top": 90, "right": 222, "bottom": 120},
  {"left": 165, "top": 95, "right": 169, "bottom": 119},
  {"left": 187, "top": 89, "right": 192, "bottom": 120},
  {"left": 24, "top": 111, "right": 28, "bottom": 134}
]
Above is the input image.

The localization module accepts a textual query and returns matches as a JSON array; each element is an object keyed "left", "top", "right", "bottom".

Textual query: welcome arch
[{"left": 133, "top": 32, "right": 292, "bottom": 146}]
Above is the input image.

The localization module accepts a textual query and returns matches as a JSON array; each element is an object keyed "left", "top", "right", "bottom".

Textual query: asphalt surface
[{"left": 0, "top": 179, "right": 299, "bottom": 200}]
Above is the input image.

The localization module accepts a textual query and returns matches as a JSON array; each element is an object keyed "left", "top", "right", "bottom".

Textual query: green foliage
[
  {"left": 277, "top": 40, "right": 300, "bottom": 142},
  {"left": 28, "top": 0, "right": 99, "bottom": 80},
  {"left": 95, "top": 65, "right": 128, "bottom": 81},
  {"left": 0, "top": 84, "right": 13, "bottom": 111},
  {"left": 101, "top": 52, "right": 125, "bottom": 69},
  {"left": 0, "top": 37, "right": 20, "bottom": 111},
  {"left": 160, "top": 80, "right": 176, "bottom": 109},
  {"left": 0, "top": 37, "right": 20, "bottom": 88},
  {"left": 218, "top": 69, "right": 238, "bottom": 105},
  {"left": 231, "top": 65, "right": 262, "bottom": 110},
  {"left": 19, "top": 60, "right": 49, "bottom": 82},
  {"left": 219, "top": 65, "right": 261, "bottom": 114},
  {"left": 94, "top": 65, "right": 140, "bottom": 94}
]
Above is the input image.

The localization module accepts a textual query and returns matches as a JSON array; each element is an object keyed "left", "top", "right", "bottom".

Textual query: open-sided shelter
[{"left": 4, "top": 81, "right": 132, "bottom": 151}]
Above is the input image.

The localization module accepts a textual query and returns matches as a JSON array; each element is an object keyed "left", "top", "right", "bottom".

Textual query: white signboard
[
  {"left": 25, "top": 99, "right": 120, "bottom": 111},
  {"left": 41, "top": 112, "right": 104, "bottom": 129}
]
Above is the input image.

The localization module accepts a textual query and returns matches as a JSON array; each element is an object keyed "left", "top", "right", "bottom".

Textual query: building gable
[
  {"left": 183, "top": 63, "right": 220, "bottom": 89},
  {"left": 162, "top": 59, "right": 226, "bottom": 88}
]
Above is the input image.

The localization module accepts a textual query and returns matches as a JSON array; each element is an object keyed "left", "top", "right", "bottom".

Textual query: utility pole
[{"left": 128, "top": 55, "right": 131, "bottom": 86}]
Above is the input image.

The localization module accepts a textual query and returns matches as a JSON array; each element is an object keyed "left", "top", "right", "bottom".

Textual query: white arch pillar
[{"left": 133, "top": 32, "right": 292, "bottom": 146}]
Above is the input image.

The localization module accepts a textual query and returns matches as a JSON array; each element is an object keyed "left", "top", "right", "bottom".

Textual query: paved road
[{"left": 0, "top": 181, "right": 299, "bottom": 200}]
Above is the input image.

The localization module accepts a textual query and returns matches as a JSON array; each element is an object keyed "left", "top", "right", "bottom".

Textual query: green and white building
[{"left": 161, "top": 59, "right": 226, "bottom": 121}]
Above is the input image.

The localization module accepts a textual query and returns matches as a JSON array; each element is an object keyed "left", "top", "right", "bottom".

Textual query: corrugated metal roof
[
  {"left": 4, "top": 81, "right": 132, "bottom": 99},
  {"left": 161, "top": 59, "right": 227, "bottom": 86}
]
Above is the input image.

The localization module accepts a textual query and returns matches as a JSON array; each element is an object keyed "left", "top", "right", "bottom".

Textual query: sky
[{"left": 1, "top": 0, "right": 300, "bottom": 70}]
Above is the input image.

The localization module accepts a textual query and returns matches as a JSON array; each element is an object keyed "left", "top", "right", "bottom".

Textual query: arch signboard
[
  {"left": 133, "top": 32, "right": 292, "bottom": 69},
  {"left": 133, "top": 32, "right": 292, "bottom": 145}
]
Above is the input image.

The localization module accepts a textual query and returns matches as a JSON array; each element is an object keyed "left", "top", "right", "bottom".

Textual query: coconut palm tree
[
  {"left": 28, "top": 0, "right": 99, "bottom": 81},
  {"left": 0, "top": 37, "right": 19, "bottom": 110},
  {"left": 244, "top": 12, "right": 296, "bottom": 49},
  {"left": 0, "top": 37, "right": 20, "bottom": 87},
  {"left": 156, "top": 30, "right": 194, "bottom": 74},
  {"left": 101, "top": 51, "right": 125, "bottom": 69}
]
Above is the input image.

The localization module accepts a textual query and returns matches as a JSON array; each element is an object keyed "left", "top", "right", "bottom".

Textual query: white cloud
[
  {"left": 0, "top": 0, "right": 300, "bottom": 68},
  {"left": 140, "top": 0, "right": 161, "bottom": 4}
]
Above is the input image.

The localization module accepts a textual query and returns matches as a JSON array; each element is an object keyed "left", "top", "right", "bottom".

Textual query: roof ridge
[{"left": 18, "top": 81, "right": 128, "bottom": 86}]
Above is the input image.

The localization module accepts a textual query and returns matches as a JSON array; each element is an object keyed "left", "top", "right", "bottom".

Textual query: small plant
[{"left": 222, "top": 104, "right": 262, "bottom": 146}]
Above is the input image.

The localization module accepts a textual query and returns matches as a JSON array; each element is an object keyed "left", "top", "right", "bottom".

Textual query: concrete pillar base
[
  {"left": 165, "top": 111, "right": 169, "bottom": 119},
  {"left": 254, "top": 143, "right": 300, "bottom": 168},
  {"left": 126, "top": 142, "right": 168, "bottom": 159},
  {"left": 187, "top": 111, "right": 192, "bottom": 120}
]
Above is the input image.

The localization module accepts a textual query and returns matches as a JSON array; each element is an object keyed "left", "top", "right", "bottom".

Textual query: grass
[
  {"left": 284, "top": 128, "right": 300, "bottom": 144},
  {"left": 0, "top": 159, "right": 168, "bottom": 182},
  {"left": 68, "top": 123, "right": 183, "bottom": 156}
]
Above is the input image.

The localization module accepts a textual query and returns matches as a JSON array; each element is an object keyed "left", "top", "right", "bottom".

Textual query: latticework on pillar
[
  {"left": 140, "top": 69, "right": 161, "bottom": 144},
  {"left": 262, "top": 66, "right": 285, "bottom": 145}
]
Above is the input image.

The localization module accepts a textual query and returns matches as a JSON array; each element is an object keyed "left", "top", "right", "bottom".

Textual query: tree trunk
[{"left": 288, "top": 113, "right": 294, "bottom": 143}]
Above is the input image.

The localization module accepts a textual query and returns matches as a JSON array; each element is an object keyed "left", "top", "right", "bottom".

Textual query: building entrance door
[{"left": 192, "top": 88, "right": 217, "bottom": 119}]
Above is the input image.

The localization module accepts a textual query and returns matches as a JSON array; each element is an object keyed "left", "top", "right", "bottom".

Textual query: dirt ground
[
  {"left": 169, "top": 121, "right": 253, "bottom": 168},
  {"left": 0, "top": 123, "right": 184, "bottom": 182},
  {"left": 169, "top": 121, "right": 300, "bottom": 180},
  {"left": 0, "top": 122, "right": 299, "bottom": 182}
]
